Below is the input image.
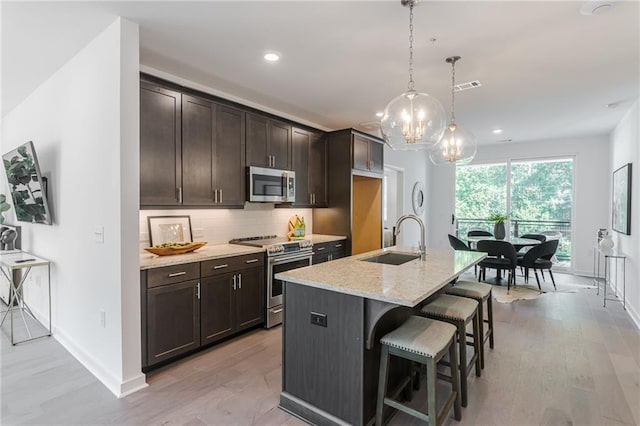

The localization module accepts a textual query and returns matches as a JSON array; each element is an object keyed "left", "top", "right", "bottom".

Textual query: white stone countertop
[
  {"left": 276, "top": 246, "right": 486, "bottom": 307},
  {"left": 306, "top": 234, "right": 347, "bottom": 244},
  {"left": 140, "top": 244, "right": 265, "bottom": 270}
]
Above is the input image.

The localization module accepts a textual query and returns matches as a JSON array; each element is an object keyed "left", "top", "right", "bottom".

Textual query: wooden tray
[{"left": 144, "top": 242, "right": 207, "bottom": 256}]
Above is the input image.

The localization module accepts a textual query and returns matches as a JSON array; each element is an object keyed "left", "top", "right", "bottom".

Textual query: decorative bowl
[{"left": 144, "top": 241, "right": 207, "bottom": 256}]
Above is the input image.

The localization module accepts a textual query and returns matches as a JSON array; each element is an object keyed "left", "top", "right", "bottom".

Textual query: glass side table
[
  {"left": 593, "top": 246, "right": 626, "bottom": 309},
  {"left": 0, "top": 251, "right": 51, "bottom": 345}
]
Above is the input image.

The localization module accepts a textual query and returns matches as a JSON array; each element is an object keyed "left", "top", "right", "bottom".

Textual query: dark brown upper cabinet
[
  {"left": 353, "top": 134, "right": 384, "bottom": 174},
  {"left": 246, "top": 113, "right": 292, "bottom": 170},
  {"left": 291, "top": 127, "right": 327, "bottom": 207},
  {"left": 141, "top": 79, "right": 245, "bottom": 208},
  {"left": 140, "top": 81, "right": 182, "bottom": 206}
]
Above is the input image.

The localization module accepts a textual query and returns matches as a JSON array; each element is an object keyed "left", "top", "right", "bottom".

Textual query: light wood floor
[{"left": 2, "top": 273, "right": 638, "bottom": 425}]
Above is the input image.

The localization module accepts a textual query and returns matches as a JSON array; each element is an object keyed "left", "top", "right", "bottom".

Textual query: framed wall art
[
  {"left": 148, "top": 215, "right": 193, "bottom": 246},
  {"left": 612, "top": 163, "right": 632, "bottom": 235}
]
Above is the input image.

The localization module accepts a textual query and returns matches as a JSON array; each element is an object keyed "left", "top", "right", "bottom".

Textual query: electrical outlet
[
  {"left": 100, "top": 310, "right": 106, "bottom": 328},
  {"left": 310, "top": 312, "right": 327, "bottom": 327}
]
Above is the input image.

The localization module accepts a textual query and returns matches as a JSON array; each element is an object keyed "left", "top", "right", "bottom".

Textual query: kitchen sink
[{"left": 361, "top": 252, "right": 420, "bottom": 265}]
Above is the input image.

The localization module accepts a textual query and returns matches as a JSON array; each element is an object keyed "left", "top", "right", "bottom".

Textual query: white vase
[{"left": 599, "top": 234, "right": 614, "bottom": 250}]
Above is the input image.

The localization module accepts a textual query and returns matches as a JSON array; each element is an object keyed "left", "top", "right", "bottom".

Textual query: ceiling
[{"left": 2, "top": 1, "right": 639, "bottom": 145}]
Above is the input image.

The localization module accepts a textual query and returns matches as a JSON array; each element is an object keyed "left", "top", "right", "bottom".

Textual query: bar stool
[
  {"left": 376, "top": 316, "right": 461, "bottom": 426},
  {"left": 445, "top": 280, "right": 494, "bottom": 369},
  {"left": 420, "top": 294, "right": 481, "bottom": 407}
]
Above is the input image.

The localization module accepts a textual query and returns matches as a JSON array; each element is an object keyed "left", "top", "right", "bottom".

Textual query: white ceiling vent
[{"left": 454, "top": 80, "right": 482, "bottom": 92}]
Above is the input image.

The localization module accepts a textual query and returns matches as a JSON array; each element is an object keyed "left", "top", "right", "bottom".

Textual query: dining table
[{"left": 465, "top": 236, "right": 542, "bottom": 284}]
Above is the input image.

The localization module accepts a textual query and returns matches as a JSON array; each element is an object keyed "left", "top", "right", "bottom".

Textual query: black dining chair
[
  {"left": 466, "top": 229, "right": 493, "bottom": 249},
  {"left": 449, "top": 234, "right": 478, "bottom": 277},
  {"left": 517, "top": 233, "right": 547, "bottom": 275},
  {"left": 517, "top": 239, "right": 559, "bottom": 291},
  {"left": 476, "top": 240, "right": 518, "bottom": 292}
]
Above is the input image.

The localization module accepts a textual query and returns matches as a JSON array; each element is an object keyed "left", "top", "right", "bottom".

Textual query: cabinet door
[
  {"left": 246, "top": 113, "right": 269, "bottom": 167},
  {"left": 369, "top": 141, "right": 384, "bottom": 173},
  {"left": 201, "top": 273, "right": 234, "bottom": 345},
  {"left": 146, "top": 280, "right": 200, "bottom": 366},
  {"left": 140, "top": 82, "right": 182, "bottom": 206},
  {"left": 269, "top": 120, "right": 291, "bottom": 170},
  {"left": 352, "top": 135, "right": 370, "bottom": 171},
  {"left": 182, "top": 95, "right": 215, "bottom": 205},
  {"left": 215, "top": 105, "right": 245, "bottom": 206},
  {"left": 309, "top": 133, "right": 327, "bottom": 206},
  {"left": 292, "top": 128, "right": 311, "bottom": 206},
  {"left": 234, "top": 267, "right": 264, "bottom": 331}
]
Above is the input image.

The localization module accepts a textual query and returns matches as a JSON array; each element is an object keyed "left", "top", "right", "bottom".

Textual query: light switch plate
[{"left": 94, "top": 226, "right": 104, "bottom": 243}]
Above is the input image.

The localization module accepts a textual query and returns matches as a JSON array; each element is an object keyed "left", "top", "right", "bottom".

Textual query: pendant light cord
[
  {"left": 450, "top": 58, "right": 456, "bottom": 124},
  {"left": 407, "top": 4, "right": 415, "bottom": 92}
]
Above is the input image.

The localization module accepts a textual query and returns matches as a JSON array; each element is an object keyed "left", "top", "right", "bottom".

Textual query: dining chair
[
  {"left": 476, "top": 240, "right": 518, "bottom": 292},
  {"left": 517, "top": 239, "right": 559, "bottom": 291},
  {"left": 517, "top": 234, "right": 546, "bottom": 274},
  {"left": 466, "top": 229, "right": 493, "bottom": 249},
  {"left": 449, "top": 234, "right": 478, "bottom": 277}
]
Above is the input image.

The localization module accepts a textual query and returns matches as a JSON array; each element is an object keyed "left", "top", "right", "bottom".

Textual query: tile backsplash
[{"left": 139, "top": 203, "right": 313, "bottom": 248}]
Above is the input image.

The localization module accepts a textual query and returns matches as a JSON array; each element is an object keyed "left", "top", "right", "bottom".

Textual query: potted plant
[{"left": 489, "top": 213, "right": 508, "bottom": 240}]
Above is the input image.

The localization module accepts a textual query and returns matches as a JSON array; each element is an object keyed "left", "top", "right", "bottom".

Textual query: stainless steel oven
[
  {"left": 229, "top": 235, "right": 312, "bottom": 328},
  {"left": 266, "top": 251, "right": 311, "bottom": 328}
]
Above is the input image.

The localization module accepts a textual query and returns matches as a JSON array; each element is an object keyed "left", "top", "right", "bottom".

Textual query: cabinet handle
[
  {"left": 196, "top": 282, "right": 200, "bottom": 300},
  {"left": 272, "top": 155, "right": 276, "bottom": 167},
  {"left": 233, "top": 275, "right": 237, "bottom": 290},
  {"left": 335, "top": 243, "right": 343, "bottom": 248},
  {"left": 177, "top": 187, "right": 183, "bottom": 203},
  {"left": 310, "top": 194, "right": 313, "bottom": 204},
  {"left": 168, "top": 271, "right": 186, "bottom": 277},
  {"left": 213, "top": 189, "right": 217, "bottom": 203},
  {"left": 272, "top": 308, "right": 283, "bottom": 314},
  {"left": 329, "top": 254, "right": 333, "bottom": 261},
  {"left": 316, "top": 247, "right": 325, "bottom": 251},
  {"left": 213, "top": 264, "right": 228, "bottom": 270},
  {"left": 238, "top": 273, "right": 242, "bottom": 289},
  {"left": 245, "top": 259, "right": 259, "bottom": 264},
  {"left": 219, "top": 189, "right": 223, "bottom": 204}
]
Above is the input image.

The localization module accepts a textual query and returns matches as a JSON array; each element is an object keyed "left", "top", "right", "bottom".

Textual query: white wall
[
  {"left": 427, "top": 135, "right": 610, "bottom": 276},
  {"left": 384, "top": 147, "right": 429, "bottom": 248},
  {"left": 1, "top": 18, "right": 144, "bottom": 397},
  {"left": 139, "top": 205, "right": 313, "bottom": 248},
  {"left": 609, "top": 100, "right": 639, "bottom": 328}
]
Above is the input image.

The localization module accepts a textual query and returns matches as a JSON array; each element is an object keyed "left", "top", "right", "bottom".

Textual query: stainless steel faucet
[{"left": 394, "top": 214, "right": 426, "bottom": 260}]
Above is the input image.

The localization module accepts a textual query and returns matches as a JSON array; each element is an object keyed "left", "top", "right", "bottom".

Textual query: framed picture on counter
[{"left": 148, "top": 215, "right": 193, "bottom": 246}]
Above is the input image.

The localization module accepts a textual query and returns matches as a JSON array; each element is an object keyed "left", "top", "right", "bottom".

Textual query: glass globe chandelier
[
  {"left": 430, "top": 56, "right": 477, "bottom": 165},
  {"left": 380, "top": 0, "right": 446, "bottom": 151}
]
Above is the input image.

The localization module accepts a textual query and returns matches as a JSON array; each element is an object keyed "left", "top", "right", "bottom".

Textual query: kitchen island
[{"left": 275, "top": 247, "right": 485, "bottom": 426}]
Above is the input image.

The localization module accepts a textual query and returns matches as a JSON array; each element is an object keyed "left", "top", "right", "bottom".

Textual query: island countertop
[{"left": 276, "top": 246, "right": 485, "bottom": 307}]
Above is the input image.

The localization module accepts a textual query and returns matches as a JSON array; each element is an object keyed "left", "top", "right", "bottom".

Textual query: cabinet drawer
[
  {"left": 147, "top": 263, "right": 200, "bottom": 288},
  {"left": 201, "top": 253, "right": 265, "bottom": 277}
]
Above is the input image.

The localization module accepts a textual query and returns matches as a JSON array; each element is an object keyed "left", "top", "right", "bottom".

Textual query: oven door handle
[{"left": 269, "top": 253, "right": 312, "bottom": 265}]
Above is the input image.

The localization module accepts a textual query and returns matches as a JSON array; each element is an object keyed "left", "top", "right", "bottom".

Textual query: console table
[
  {"left": 0, "top": 251, "right": 51, "bottom": 345},
  {"left": 593, "top": 246, "right": 626, "bottom": 309}
]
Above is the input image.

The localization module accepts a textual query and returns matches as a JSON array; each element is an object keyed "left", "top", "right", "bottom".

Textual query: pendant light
[
  {"left": 430, "top": 56, "right": 477, "bottom": 165},
  {"left": 380, "top": 0, "right": 446, "bottom": 151}
]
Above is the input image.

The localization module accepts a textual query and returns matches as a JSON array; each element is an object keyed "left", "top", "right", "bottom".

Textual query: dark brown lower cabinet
[
  {"left": 146, "top": 279, "right": 200, "bottom": 366},
  {"left": 235, "top": 266, "right": 264, "bottom": 331},
  {"left": 142, "top": 253, "right": 265, "bottom": 370},
  {"left": 201, "top": 272, "right": 234, "bottom": 345},
  {"left": 312, "top": 241, "right": 347, "bottom": 264}
]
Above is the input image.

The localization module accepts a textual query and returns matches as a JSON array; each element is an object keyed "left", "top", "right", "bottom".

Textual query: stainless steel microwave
[{"left": 247, "top": 166, "right": 296, "bottom": 203}]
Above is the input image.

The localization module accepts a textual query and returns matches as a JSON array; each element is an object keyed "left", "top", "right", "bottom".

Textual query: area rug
[{"left": 491, "top": 282, "right": 589, "bottom": 304}]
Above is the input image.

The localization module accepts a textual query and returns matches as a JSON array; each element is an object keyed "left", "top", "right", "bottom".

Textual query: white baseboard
[
  {"left": 54, "top": 329, "right": 147, "bottom": 398},
  {"left": 611, "top": 283, "right": 640, "bottom": 331}
]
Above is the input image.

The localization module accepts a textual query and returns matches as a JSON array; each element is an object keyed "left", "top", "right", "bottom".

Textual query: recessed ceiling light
[
  {"left": 264, "top": 52, "right": 280, "bottom": 62},
  {"left": 580, "top": 0, "right": 618, "bottom": 15},
  {"left": 492, "top": 129, "right": 503, "bottom": 134},
  {"left": 376, "top": 111, "right": 384, "bottom": 118}
]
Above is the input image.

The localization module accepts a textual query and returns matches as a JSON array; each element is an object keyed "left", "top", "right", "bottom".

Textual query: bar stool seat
[
  {"left": 445, "top": 280, "right": 494, "bottom": 369},
  {"left": 376, "top": 316, "right": 461, "bottom": 426},
  {"left": 420, "top": 294, "right": 481, "bottom": 408}
]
